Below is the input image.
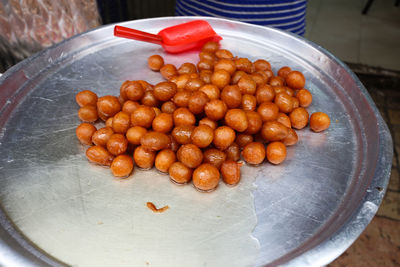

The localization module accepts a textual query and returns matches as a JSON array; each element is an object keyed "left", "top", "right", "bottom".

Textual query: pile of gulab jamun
[{"left": 75, "top": 41, "right": 330, "bottom": 192}]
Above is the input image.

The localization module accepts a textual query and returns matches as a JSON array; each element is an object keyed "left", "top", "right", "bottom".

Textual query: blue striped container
[{"left": 175, "top": 0, "right": 307, "bottom": 36}]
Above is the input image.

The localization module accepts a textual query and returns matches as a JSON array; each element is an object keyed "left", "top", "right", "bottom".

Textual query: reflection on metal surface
[{"left": 0, "top": 17, "right": 393, "bottom": 266}]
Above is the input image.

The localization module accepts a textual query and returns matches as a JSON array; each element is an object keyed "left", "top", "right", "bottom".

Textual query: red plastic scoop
[{"left": 114, "top": 20, "right": 222, "bottom": 53}]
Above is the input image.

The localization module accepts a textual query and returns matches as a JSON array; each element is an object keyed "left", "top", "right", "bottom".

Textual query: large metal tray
[{"left": 0, "top": 17, "right": 393, "bottom": 267}]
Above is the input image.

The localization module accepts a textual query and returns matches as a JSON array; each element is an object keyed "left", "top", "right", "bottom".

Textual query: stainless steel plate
[{"left": 0, "top": 17, "right": 393, "bottom": 267}]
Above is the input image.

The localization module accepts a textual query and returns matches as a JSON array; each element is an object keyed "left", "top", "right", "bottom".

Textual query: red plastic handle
[{"left": 114, "top": 25, "right": 162, "bottom": 45}]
